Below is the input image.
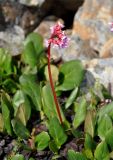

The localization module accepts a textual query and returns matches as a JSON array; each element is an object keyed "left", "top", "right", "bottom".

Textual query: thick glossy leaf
[
  {"left": 83, "top": 149, "right": 93, "bottom": 159},
  {"left": 42, "top": 84, "right": 58, "bottom": 119},
  {"left": 84, "top": 134, "right": 96, "bottom": 151},
  {"left": 94, "top": 141, "right": 109, "bottom": 160},
  {"left": 0, "top": 113, "right": 4, "bottom": 132},
  {"left": 48, "top": 117, "right": 67, "bottom": 148},
  {"left": 67, "top": 150, "right": 87, "bottom": 160},
  {"left": 42, "top": 84, "right": 64, "bottom": 121},
  {"left": 12, "top": 154, "right": 25, "bottom": 160},
  {"left": 0, "top": 48, "right": 12, "bottom": 74},
  {"left": 73, "top": 98, "right": 87, "bottom": 129},
  {"left": 23, "top": 33, "right": 44, "bottom": 67},
  {"left": 19, "top": 74, "right": 42, "bottom": 111},
  {"left": 35, "top": 131, "right": 50, "bottom": 150},
  {"left": 3, "top": 78, "right": 18, "bottom": 94},
  {"left": 84, "top": 110, "right": 96, "bottom": 138},
  {"left": 11, "top": 118, "right": 30, "bottom": 139},
  {"left": 13, "top": 90, "right": 31, "bottom": 125},
  {"left": 106, "top": 128, "right": 113, "bottom": 150},
  {"left": 98, "top": 102, "right": 113, "bottom": 120},
  {"left": 1, "top": 94, "right": 13, "bottom": 135},
  {"left": 98, "top": 114, "right": 112, "bottom": 140},
  {"left": 44, "top": 65, "right": 59, "bottom": 83},
  {"left": 56, "top": 60, "right": 84, "bottom": 91},
  {"left": 49, "top": 140, "right": 58, "bottom": 153},
  {"left": 65, "top": 87, "right": 78, "bottom": 109}
]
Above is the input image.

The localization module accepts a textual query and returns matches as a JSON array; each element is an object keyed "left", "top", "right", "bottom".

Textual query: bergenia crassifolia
[{"left": 46, "top": 22, "right": 69, "bottom": 124}]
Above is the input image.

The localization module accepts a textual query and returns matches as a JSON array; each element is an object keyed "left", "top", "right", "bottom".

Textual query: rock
[
  {"left": 21, "top": 0, "right": 84, "bottom": 32},
  {"left": 100, "top": 37, "right": 113, "bottom": 58},
  {"left": 1, "top": 0, "right": 84, "bottom": 34},
  {"left": 72, "top": 0, "right": 113, "bottom": 57},
  {"left": 82, "top": 58, "right": 113, "bottom": 96},
  {"left": 39, "top": 0, "right": 84, "bottom": 28},
  {"left": 34, "top": 16, "right": 60, "bottom": 38},
  {"left": 0, "top": 25, "right": 24, "bottom": 55},
  {"left": 1, "top": 1, "right": 39, "bottom": 34}
]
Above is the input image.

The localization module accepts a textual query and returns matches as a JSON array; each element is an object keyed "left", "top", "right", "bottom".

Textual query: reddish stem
[{"left": 47, "top": 44, "right": 63, "bottom": 124}]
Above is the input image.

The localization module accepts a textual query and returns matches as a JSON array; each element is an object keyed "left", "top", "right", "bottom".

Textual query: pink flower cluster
[
  {"left": 46, "top": 22, "right": 69, "bottom": 48},
  {"left": 109, "top": 22, "right": 113, "bottom": 32}
]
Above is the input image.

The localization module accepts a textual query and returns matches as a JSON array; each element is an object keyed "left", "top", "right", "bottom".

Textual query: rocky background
[{"left": 0, "top": 0, "right": 113, "bottom": 95}]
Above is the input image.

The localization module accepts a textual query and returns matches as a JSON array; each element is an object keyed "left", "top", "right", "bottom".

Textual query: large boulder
[
  {"left": 72, "top": 0, "right": 113, "bottom": 58},
  {"left": 0, "top": 25, "right": 24, "bottom": 55},
  {"left": 1, "top": 0, "right": 84, "bottom": 34},
  {"left": 82, "top": 58, "right": 113, "bottom": 96}
]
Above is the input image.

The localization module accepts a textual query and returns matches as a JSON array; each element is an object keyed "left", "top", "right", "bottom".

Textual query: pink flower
[
  {"left": 46, "top": 22, "right": 69, "bottom": 48},
  {"left": 109, "top": 22, "right": 113, "bottom": 32}
]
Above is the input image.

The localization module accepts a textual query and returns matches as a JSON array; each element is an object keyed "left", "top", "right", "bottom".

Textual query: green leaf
[
  {"left": 73, "top": 98, "right": 87, "bottom": 128},
  {"left": 97, "top": 114, "right": 112, "bottom": 140},
  {"left": 84, "top": 134, "right": 96, "bottom": 151},
  {"left": 0, "top": 48, "right": 12, "bottom": 74},
  {"left": 19, "top": 74, "right": 42, "bottom": 111},
  {"left": 94, "top": 141, "right": 109, "bottom": 160},
  {"left": 0, "top": 113, "right": 4, "bottom": 132},
  {"left": 1, "top": 94, "right": 13, "bottom": 135},
  {"left": 65, "top": 87, "right": 78, "bottom": 109},
  {"left": 23, "top": 33, "right": 44, "bottom": 67},
  {"left": 35, "top": 131, "right": 50, "bottom": 150},
  {"left": 42, "top": 84, "right": 64, "bottom": 121},
  {"left": 98, "top": 102, "right": 113, "bottom": 120},
  {"left": 44, "top": 65, "right": 59, "bottom": 83},
  {"left": 67, "top": 150, "right": 87, "bottom": 160},
  {"left": 56, "top": 60, "right": 84, "bottom": 91},
  {"left": 12, "top": 154, "right": 25, "bottom": 160},
  {"left": 13, "top": 90, "right": 31, "bottom": 125},
  {"left": 49, "top": 140, "right": 58, "bottom": 153},
  {"left": 11, "top": 118, "right": 30, "bottom": 139},
  {"left": 3, "top": 78, "right": 18, "bottom": 94},
  {"left": 48, "top": 117, "right": 67, "bottom": 148},
  {"left": 42, "top": 84, "right": 58, "bottom": 119},
  {"left": 83, "top": 149, "right": 94, "bottom": 159},
  {"left": 106, "top": 128, "right": 113, "bottom": 150},
  {"left": 84, "top": 110, "right": 96, "bottom": 138}
]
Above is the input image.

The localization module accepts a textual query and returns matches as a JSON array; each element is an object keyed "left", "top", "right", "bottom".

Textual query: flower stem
[{"left": 47, "top": 44, "right": 63, "bottom": 124}]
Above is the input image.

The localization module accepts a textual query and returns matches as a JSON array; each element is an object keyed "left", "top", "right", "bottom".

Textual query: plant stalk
[{"left": 47, "top": 44, "right": 63, "bottom": 124}]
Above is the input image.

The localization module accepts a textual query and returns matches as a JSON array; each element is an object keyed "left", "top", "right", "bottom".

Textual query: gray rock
[
  {"left": 72, "top": 0, "right": 113, "bottom": 57},
  {"left": 82, "top": 58, "right": 113, "bottom": 96},
  {"left": 1, "top": 0, "right": 84, "bottom": 34},
  {"left": 0, "top": 25, "right": 24, "bottom": 55}
]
